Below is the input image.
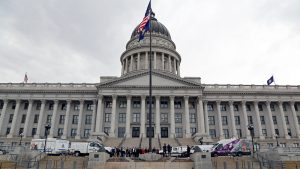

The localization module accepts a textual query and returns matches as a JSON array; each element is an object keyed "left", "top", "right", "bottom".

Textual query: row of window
[
  {"left": 104, "top": 113, "right": 197, "bottom": 123},
  {"left": 207, "top": 103, "right": 299, "bottom": 112},
  {"left": 208, "top": 115, "right": 296, "bottom": 126},
  {"left": 105, "top": 101, "right": 196, "bottom": 109}
]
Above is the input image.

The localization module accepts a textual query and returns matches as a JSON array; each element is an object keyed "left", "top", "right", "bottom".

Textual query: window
[
  {"left": 31, "top": 128, "right": 37, "bottom": 136},
  {"left": 221, "top": 104, "right": 227, "bottom": 111},
  {"left": 21, "top": 114, "right": 26, "bottom": 123},
  {"left": 104, "top": 127, "right": 110, "bottom": 134},
  {"left": 12, "top": 103, "right": 16, "bottom": 110},
  {"left": 160, "top": 101, "right": 168, "bottom": 108},
  {"left": 0, "top": 102, "right": 3, "bottom": 109},
  {"left": 74, "top": 104, "right": 80, "bottom": 111},
  {"left": 84, "top": 129, "right": 90, "bottom": 138},
  {"left": 295, "top": 104, "right": 299, "bottom": 111},
  {"left": 133, "top": 101, "right": 140, "bottom": 108},
  {"left": 208, "top": 116, "right": 215, "bottom": 125},
  {"left": 46, "top": 115, "right": 52, "bottom": 123},
  {"left": 190, "top": 113, "right": 196, "bottom": 123},
  {"left": 236, "top": 129, "right": 242, "bottom": 138},
  {"left": 288, "top": 128, "right": 292, "bottom": 136},
  {"left": 57, "top": 128, "right": 63, "bottom": 137},
  {"left": 48, "top": 103, "right": 54, "bottom": 110},
  {"left": 270, "top": 104, "right": 275, "bottom": 111},
  {"left": 275, "top": 129, "right": 279, "bottom": 135},
  {"left": 285, "top": 116, "right": 289, "bottom": 125},
  {"left": 175, "top": 113, "right": 182, "bottom": 123},
  {"left": 298, "top": 116, "right": 300, "bottom": 124},
  {"left": 147, "top": 113, "right": 154, "bottom": 123},
  {"left": 262, "top": 129, "right": 267, "bottom": 136},
  {"left": 147, "top": 101, "right": 154, "bottom": 108},
  {"left": 105, "top": 101, "right": 112, "bottom": 108},
  {"left": 24, "top": 102, "right": 29, "bottom": 110},
  {"left": 209, "top": 129, "right": 216, "bottom": 138},
  {"left": 260, "top": 116, "right": 265, "bottom": 125},
  {"left": 223, "top": 129, "right": 229, "bottom": 139},
  {"left": 235, "top": 116, "right": 240, "bottom": 125},
  {"left": 104, "top": 113, "right": 111, "bottom": 122},
  {"left": 174, "top": 101, "right": 182, "bottom": 109},
  {"left": 19, "top": 128, "right": 24, "bottom": 135},
  {"left": 70, "top": 129, "right": 77, "bottom": 137},
  {"left": 161, "top": 113, "right": 168, "bottom": 123},
  {"left": 234, "top": 104, "right": 239, "bottom": 111},
  {"left": 87, "top": 103, "right": 94, "bottom": 111},
  {"left": 273, "top": 116, "right": 277, "bottom": 125},
  {"left": 9, "top": 114, "right": 13, "bottom": 123},
  {"left": 6, "top": 128, "right": 10, "bottom": 135},
  {"left": 59, "top": 115, "right": 65, "bottom": 124},
  {"left": 258, "top": 104, "right": 263, "bottom": 111},
  {"left": 222, "top": 116, "right": 228, "bottom": 125},
  {"left": 119, "top": 101, "right": 127, "bottom": 108},
  {"left": 61, "top": 103, "right": 66, "bottom": 110},
  {"left": 190, "top": 127, "right": 196, "bottom": 135},
  {"left": 207, "top": 104, "right": 214, "bottom": 111},
  {"left": 189, "top": 102, "right": 195, "bottom": 109},
  {"left": 283, "top": 104, "right": 287, "bottom": 111},
  {"left": 175, "top": 128, "right": 183, "bottom": 138},
  {"left": 246, "top": 104, "right": 251, "bottom": 111},
  {"left": 132, "top": 113, "right": 140, "bottom": 123},
  {"left": 118, "top": 127, "right": 125, "bottom": 138},
  {"left": 85, "top": 115, "right": 92, "bottom": 125},
  {"left": 34, "top": 115, "right": 39, "bottom": 123},
  {"left": 36, "top": 103, "right": 41, "bottom": 110},
  {"left": 248, "top": 116, "right": 253, "bottom": 125},
  {"left": 119, "top": 113, "right": 126, "bottom": 123},
  {"left": 72, "top": 115, "right": 78, "bottom": 124}
]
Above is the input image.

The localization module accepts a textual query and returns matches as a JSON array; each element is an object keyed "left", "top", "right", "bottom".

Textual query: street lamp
[
  {"left": 275, "top": 134, "right": 279, "bottom": 147},
  {"left": 19, "top": 133, "right": 24, "bottom": 145},
  {"left": 44, "top": 123, "right": 51, "bottom": 153},
  {"left": 248, "top": 124, "right": 255, "bottom": 157}
]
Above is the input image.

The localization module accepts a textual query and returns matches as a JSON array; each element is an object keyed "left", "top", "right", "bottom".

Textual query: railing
[
  {"left": 157, "top": 134, "right": 162, "bottom": 149},
  {"left": 139, "top": 134, "right": 143, "bottom": 148},
  {"left": 0, "top": 82, "right": 97, "bottom": 88},
  {"left": 174, "top": 134, "right": 181, "bottom": 146},
  {"left": 203, "top": 84, "right": 300, "bottom": 90},
  {"left": 118, "top": 134, "right": 127, "bottom": 147}
]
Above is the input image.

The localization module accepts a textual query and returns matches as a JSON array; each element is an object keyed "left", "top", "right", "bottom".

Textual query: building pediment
[{"left": 97, "top": 70, "right": 202, "bottom": 89}]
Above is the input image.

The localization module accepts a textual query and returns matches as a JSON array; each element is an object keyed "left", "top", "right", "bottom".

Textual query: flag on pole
[
  {"left": 24, "top": 73, "right": 28, "bottom": 83},
  {"left": 138, "top": 1, "right": 151, "bottom": 41},
  {"left": 267, "top": 76, "right": 274, "bottom": 85}
]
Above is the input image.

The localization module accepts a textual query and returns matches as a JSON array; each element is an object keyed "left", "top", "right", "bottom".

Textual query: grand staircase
[
  {"left": 177, "top": 138, "right": 197, "bottom": 146},
  {"left": 103, "top": 138, "right": 123, "bottom": 147}
]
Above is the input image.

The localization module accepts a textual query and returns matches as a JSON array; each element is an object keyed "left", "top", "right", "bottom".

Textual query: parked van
[
  {"left": 31, "top": 138, "right": 69, "bottom": 155},
  {"left": 69, "top": 141, "right": 103, "bottom": 156},
  {"left": 211, "top": 138, "right": 251, "bottom": 157},
  {"left": 192, "top": 145, "right": 214, "bottom": 152}
]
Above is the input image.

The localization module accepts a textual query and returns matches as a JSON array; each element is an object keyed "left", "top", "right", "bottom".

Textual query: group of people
[{"left": 109, "top": 147, "right": 159, "bottom": 158}]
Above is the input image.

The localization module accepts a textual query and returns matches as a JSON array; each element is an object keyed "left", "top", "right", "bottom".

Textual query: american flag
[
  {"left": 24, "top": 73, "right": 28, "bottom": 83},
  {"left": 138, "top": 1, "right": 151, "bottom": 41}
]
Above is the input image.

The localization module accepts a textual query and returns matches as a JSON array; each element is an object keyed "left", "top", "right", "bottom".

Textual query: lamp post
[
  {"left": 275, "top": 134, "right": 279, "bottom": 147},
  {"left": 44, "top": 123, "right": 51, "bottom": 153},
  {"left": 19, "top": 133, "right": 24, "bottom": 145},
  {"left": 248, "top": 124, "right": 255, "bottom": 157}
]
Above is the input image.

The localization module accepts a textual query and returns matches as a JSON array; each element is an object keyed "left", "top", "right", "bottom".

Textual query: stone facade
[{"left": 0, "top": 17, "right": 300, "bottom": 149}]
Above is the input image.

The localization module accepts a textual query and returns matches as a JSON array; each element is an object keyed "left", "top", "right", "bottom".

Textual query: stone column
[
  {"left": 76, "top": 100, "right": 84, "bottom": 139},
  {"left": 145, "top": 52, "right": 149, "bottom": 69},
  {"left": 290, "top": 101, "right": 300, "bottom": 138},
  {"left": 137, "top": 53, "right": 140, "bottom": 70},
  {"left": 242, "top": 101, "right": 251, "bottom": 139},
  {"left": 95, "top": 95, "right": 103, "bottom": 133},
  {"left": 155, "top": 96, "right": 160, "bottom": 138},
  {"left": 203, "top": 101, "right": 209, "bottom": 135},
  {"left": 141, "top": 95, "right": 146, "bottom": 137},
  {"left": 49, "top": 100, "right": 59, "bottom": 138},
  {"left": 62, "top": 100, "right": 71, "bottom": 139},
  {"left": 266, "top": 101, "right": 276, "bottom": 139},
  {"left": 109, "top": 95, "right": 117, "bottom": 137},
  {"left": 162, "top": 53, "right": 165, "bottom": 70},
  {"left": 229, "top": 101, "right": 237, "bottom": 138},
  {"left": 125, "top": 57, "right": 128, "bottom": 73},
  {"left": 125, "top": 95, "right": 132, "bottom": 138},
  {"left": 91, "top": 100, "right": 97, "bottom": 133},
  {"left": 130, "top": 55, "right": 133, "bottom": 71},
  {"left": 0, "top": 99, "right": 8, "bottom": 136},
  {"left": 170, "top": 96, "right": 175, "bottom": 138},
  {"left": 168, "top": 56, "right": 172, "bottom": 72},
  {"left": 173, "top": 58, "right": 176, "bottom": 73},
  {"left": 35, "top": 100, "right": 46, "bottom": 138},
  {"left": 253, "top": 101, "right": 264, "bottom": 139},
  {"left": 184, "top": 96, "right": 191, "bottom": 138},
  {"left": 7, "top": 99, "right": 21, "bottom": 138},
  {"left": 197, "top": 97, "right": 205, "bottom": 135},
  {"left": 121, "top": 60, "right": 125, "bottom": 75},
  {"left": 154, "top": 52, "right": 157, "bottom": 69},
  {"left": 216, "top": 101, "right": 224, "bottom": 139},
  {"left": 177, "top": 61, "right": 180, "bottom": 76},
  {"left": 23, "top": 100, "right": 33, "bottom": 138},
  {"left": 278, "top": 101, "right": 290, "bottom": 139}
]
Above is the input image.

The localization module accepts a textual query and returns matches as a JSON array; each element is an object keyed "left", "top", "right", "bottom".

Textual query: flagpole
[{"left": 148, "top": 5, "right": 153, "bottom": 151}]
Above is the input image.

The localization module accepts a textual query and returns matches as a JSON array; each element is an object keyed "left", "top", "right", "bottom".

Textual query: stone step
[
  {"left": 103, "top": 138, "right": 123, "bottom": 147},
  {"left": 177, "top": 138, "right": 197, "bottom": 146},
  {"left": 122, "top": 138, "right": 140, "bottom": 148},
  {"left": 160, "top": 138, "right": 179, "bottom": 147}
]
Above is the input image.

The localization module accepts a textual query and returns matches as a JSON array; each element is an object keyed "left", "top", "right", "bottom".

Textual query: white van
[
  {"left": 31, "top": 138, "right": 69, "bottom": 155},
  {"left": 69, "top": 141, "right": 103, "bottom": 156},
  {"left": 191, "top": 145, "right": 214, "bottom": 152}
]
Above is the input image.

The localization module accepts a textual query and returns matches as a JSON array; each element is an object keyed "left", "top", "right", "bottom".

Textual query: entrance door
[
  {"left": 132, "top": 127, "right": 140, "bottom": 138},
  {"left": 161, "top": 127, "right": 168, "bottom": 138},
  {"left": 146, "top": 127, "right": 154, "bottom": 138}
]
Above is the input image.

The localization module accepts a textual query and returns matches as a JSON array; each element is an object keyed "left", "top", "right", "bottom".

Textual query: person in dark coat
[
  {"left": 163, "top": 143, "right": 167, "bottom": 157},
  {"left": 187, "top": 145, "right": 191, "bottom": 157},
  {"left": 167, "top": 144, "right": 172, "bottom": 157}
]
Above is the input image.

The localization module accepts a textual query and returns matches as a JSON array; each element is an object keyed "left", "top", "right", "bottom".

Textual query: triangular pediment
[{"left": 98, "top": 70, "right": 201, "bottom": 88}]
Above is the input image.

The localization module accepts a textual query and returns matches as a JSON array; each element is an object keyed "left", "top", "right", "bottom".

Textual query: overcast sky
[{"left": 1, "top": 0, "right": 299, "bottom": 85}]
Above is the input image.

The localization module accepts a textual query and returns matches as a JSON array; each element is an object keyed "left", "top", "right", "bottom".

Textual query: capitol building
[{"left": 0, "top": 16, "right": 300, "bottom": 149}]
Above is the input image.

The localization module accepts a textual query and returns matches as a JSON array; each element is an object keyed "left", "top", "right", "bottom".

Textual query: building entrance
[
  {"left": 132, "top": 127, "right": 140, "bottom": 138},
  {"left": 161, "top": 127, "right": 168, "bottom": 138}
]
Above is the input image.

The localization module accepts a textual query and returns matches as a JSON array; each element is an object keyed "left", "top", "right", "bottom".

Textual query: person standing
[
  {"left": 187, "top": 145, "right": 191, "bottom": 157},
  {"left": 163, "top": 143, "right": 167, "bottom": 157},
  {"left": 167, "top": 144, "right": 171, "bottom": 157}
]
